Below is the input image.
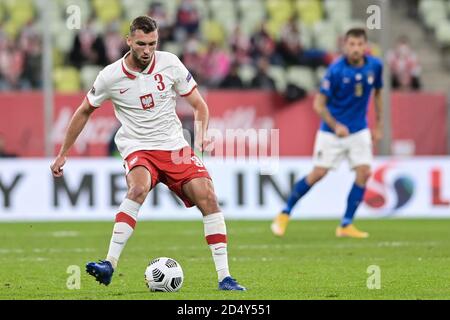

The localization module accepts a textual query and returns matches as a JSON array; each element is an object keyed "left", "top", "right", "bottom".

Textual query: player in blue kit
[{"left": 271, "top": 28, "right": 384, "bottom": 238}]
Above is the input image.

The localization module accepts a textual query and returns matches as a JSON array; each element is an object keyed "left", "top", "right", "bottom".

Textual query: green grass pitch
[{"left": 1, "top": 219, "right": 449, "bottom": 300}]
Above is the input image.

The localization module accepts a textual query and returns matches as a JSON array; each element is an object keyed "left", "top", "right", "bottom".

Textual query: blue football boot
[
  {"left": 86, "top": 260, "right": 114, "bottom": 286},
  {"left": 218, "top": 276, "right": 246, "bottom": 291}
]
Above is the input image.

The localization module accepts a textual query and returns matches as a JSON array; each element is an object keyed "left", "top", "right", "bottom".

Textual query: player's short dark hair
[
  {"left": 130, "top": 16, "right": 158, "bottom": 34},
  {"left": 345, "top": 28, "right": 367, "bottom": 41}
]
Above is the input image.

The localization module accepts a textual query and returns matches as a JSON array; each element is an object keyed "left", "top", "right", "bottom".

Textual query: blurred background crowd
[{"left": 2, "top": 0, "right": 450, "bottom": 96}]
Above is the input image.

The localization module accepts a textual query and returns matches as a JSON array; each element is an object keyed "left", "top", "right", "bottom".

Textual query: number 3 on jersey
[{"left": 154, "top": 74, "right": 165, "bottom": 91}]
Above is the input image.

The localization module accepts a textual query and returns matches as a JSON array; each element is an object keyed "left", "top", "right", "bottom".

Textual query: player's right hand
[
  {"left": 50, "top": 155, "right": 66, "bottom": 177},
  {"left": 334, "top": 123, "right": 350, "bottom": 138}
]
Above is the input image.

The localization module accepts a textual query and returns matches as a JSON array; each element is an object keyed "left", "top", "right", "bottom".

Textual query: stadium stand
[
  {"left": 0, "top": 0, "right": 449, "bottom": 93},
  {"left": 0, "top": 0, "right": 355, "bottom": 93}
]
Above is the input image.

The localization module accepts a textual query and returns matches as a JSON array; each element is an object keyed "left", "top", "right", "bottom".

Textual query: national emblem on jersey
[{"left": 140, "top": 93, "right": 155, "bottom": 110}]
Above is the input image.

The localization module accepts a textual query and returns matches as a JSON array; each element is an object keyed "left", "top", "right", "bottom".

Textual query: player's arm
[
  {"left": 183, "top": 88, "right": 210, "bottom": 152},
  {"left": 50, "top": 98, "right": 96, "bottom": 177},
  {"left": 313, "top": 93, "right": 349, "bottom": 137},
  {"left": 372, "top": 88, "right": 383, "bottom": 143}
]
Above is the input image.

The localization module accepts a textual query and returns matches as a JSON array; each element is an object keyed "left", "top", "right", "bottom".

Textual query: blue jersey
[{"left": 319, "top": 55, "right": 383, "bottom": 134}]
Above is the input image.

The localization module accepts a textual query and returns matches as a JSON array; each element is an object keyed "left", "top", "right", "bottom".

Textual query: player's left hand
[
  {"left": 195, "top": 136, "right": 212, "bottom": 153},
  {"left": 50, "top": 155, "right": 66, "bottom": 177}
]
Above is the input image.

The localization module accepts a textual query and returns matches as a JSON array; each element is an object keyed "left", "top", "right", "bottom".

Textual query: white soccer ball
[{"left": 144, "top": 257, "right": 184, "bottom": 292}]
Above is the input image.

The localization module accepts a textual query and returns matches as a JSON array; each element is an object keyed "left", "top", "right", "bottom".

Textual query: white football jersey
[{"left": 86, "top": 50, "right": 197, "bottom": 159}]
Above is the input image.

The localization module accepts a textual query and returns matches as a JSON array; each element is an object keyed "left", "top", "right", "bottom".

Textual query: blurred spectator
[
  {"left": 200, "top": 42, "right": 231, "bottom": 87},
  {"left": 229, "top": 25, "right": 252, "bottom": 65},
  {"left": 21, "top": 37, "right": 42, "bottom": 89},
  {"left": 104, "top": 21, "right": 127, "bottom": 64},
  {"left": 181, "top": 35, "right": 204, "bottom": 83},
  {"left": 250, "top": 22, "right": 284, "bottom": 66},
  {"left": 278, "top": 17, "right": 304, "bottom": 66},
  {"left": 387, "top": 36, "right": 421, "bottom": 90},
  {"left": 0, "top": 38, "right": 25, "bottom": 90},
  {"left": 17, "top": 20, "right": 43, "bottom": 89},
  {"left": 220, "top": 62, "right": 245, "bottom": 89},
  {"left": 69, "top": 17, "right": 107, "bottom": 69},
  {"left": 278, "top": 17, "right": 329, "bottom": 68},
  {"left": 175, "top": 0, "right": 201, "bottom": 41},
  {"left": 148, "top": 1, "right": 174, "bottom": 45},
  {"left": 250, "top": 57, "right": 276, "bottom": 90},
  {"left": 0, "top": 134, "right": 17, "bottom": 158}
]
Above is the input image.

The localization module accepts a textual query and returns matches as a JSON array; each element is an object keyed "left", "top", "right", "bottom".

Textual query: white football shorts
[{"left": 312, "top": 128, "right": 373, "bottom": 170}]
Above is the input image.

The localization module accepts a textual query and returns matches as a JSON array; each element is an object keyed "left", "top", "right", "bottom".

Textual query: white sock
[
  {"left": 106, "top": 199, "right": 141, "bottom": 269},
  {"left": 203, "top": 212, "right": 230, "bottom": 282}
]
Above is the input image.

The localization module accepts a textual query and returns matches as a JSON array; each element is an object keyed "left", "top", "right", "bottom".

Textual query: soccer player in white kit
[{"left": 50, "top": 16, "right": 245, "bottom": 290}]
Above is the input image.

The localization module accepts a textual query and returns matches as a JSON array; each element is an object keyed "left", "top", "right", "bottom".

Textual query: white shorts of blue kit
[{"left": 312, "top": 128, "right": 373, "bottom": 170}]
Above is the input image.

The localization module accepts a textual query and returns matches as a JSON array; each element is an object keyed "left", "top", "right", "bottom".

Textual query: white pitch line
[{"left": 51, "top": 231, "right": 79, "bottom": 237}]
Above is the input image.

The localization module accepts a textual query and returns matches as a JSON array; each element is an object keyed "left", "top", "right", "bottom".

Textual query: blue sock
[
  {"left": 341, "top": 183, "right": 366, "bottom": 227},
  {"left": 282, "top": 177, "right": 312, "bottom": 215}
]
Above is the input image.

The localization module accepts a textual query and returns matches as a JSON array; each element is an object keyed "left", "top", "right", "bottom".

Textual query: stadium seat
[
  {"left": 93, "top": 0, "right": 122, "bottom": 25},
  {"left": 200, "top": 20, "right": 225, "bottom": 45},
  {"left": 340, "top": 19, "right": 366, "bottom": 33},
  {"left": 286, "top": 66, "right": 316, "bottom": 92},
  {"left": 238, "top": 14, "right": 264, "bottom": 37},
  {"left": 5, "top": 0, "right": 35, "bottom": 29},
  {"left": 237, "top": 0, "right": 266, "bottom": 20},
  {"left": 80, "top": 65, "right": 103, "bottom": 91},
  {"left": 2, "top": 20, "right": 20, "bottom": 39},
  {"left": 419, "top": 0, "right": 447, "bottom": 30},
  {"left": 121, "top": 0, "right": 151, "bottom": 21},
  {"left": 422, "top": 9, "right": 448, "bottom": 30},
  {"left": 160, "top": 0, "right": 179, "bottom": 21},
  {"left": 52, "top": 48, "right": 65, "bottom": 68},
  {"left": 237, "top": 0, "right": 265, "bottom": 14},
  {"left": 54, "top": 28, "right": 76, "bottom": 54},
  {"left": 209, "top": 0, "right": 235, "bottom": 15},
  {"left": 237, "top": 64, "right": 256, "bottom": 87},
  {"left": 267, "top": 65, "right": 287, "bottom": 93},
  {"left": 297, "top": 21, "right": 314, "bottom": 49},
  {"left": 209, "top": 0, "right": 237, "bottom": 35},
  {"left": 46, "top": 1, "right": 65, "bottom": 34},
  {"left": 53, "top": 66, "right": 81, "bottom": 93},
  {"left": 295, "top": 0, "right": 323, "bottom": 27},
  {"left": 324, "top": 0, "right": 351, "bottom": 18},
  {"left": 0, "top": 3, "right": 5, "bottom": 24},
  {"left": 418, "top": 0, "right": 446, "bottom": 17},
  {"left": 315, "top": 66, "right": 327, "bottom": 83},
  {"left": 435, "top": 21, "right": 450, "bottom": 48},
  {"left": 192, "top": 0, "right": 210, "bottom": 19},
  {"left": 236, "top": 0, "right": 266, "bottom": 36},
  {"left": 162, "top": 41, "right": 182, "bottom": 56},
  {"left": 324, "top": 0, "right": 352, "bottom": 31},
  {"left": 266, "top": 0, "right": 293, "bottom": 26},
  {"left": 120, "top": 20, "right": 131, "bottom": 36},
  {"left": 266, "top": 18, "right": 287, "bottom": 40},
  {"left": 313, "top": 21, "right": 338, "bottom": 52}
]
